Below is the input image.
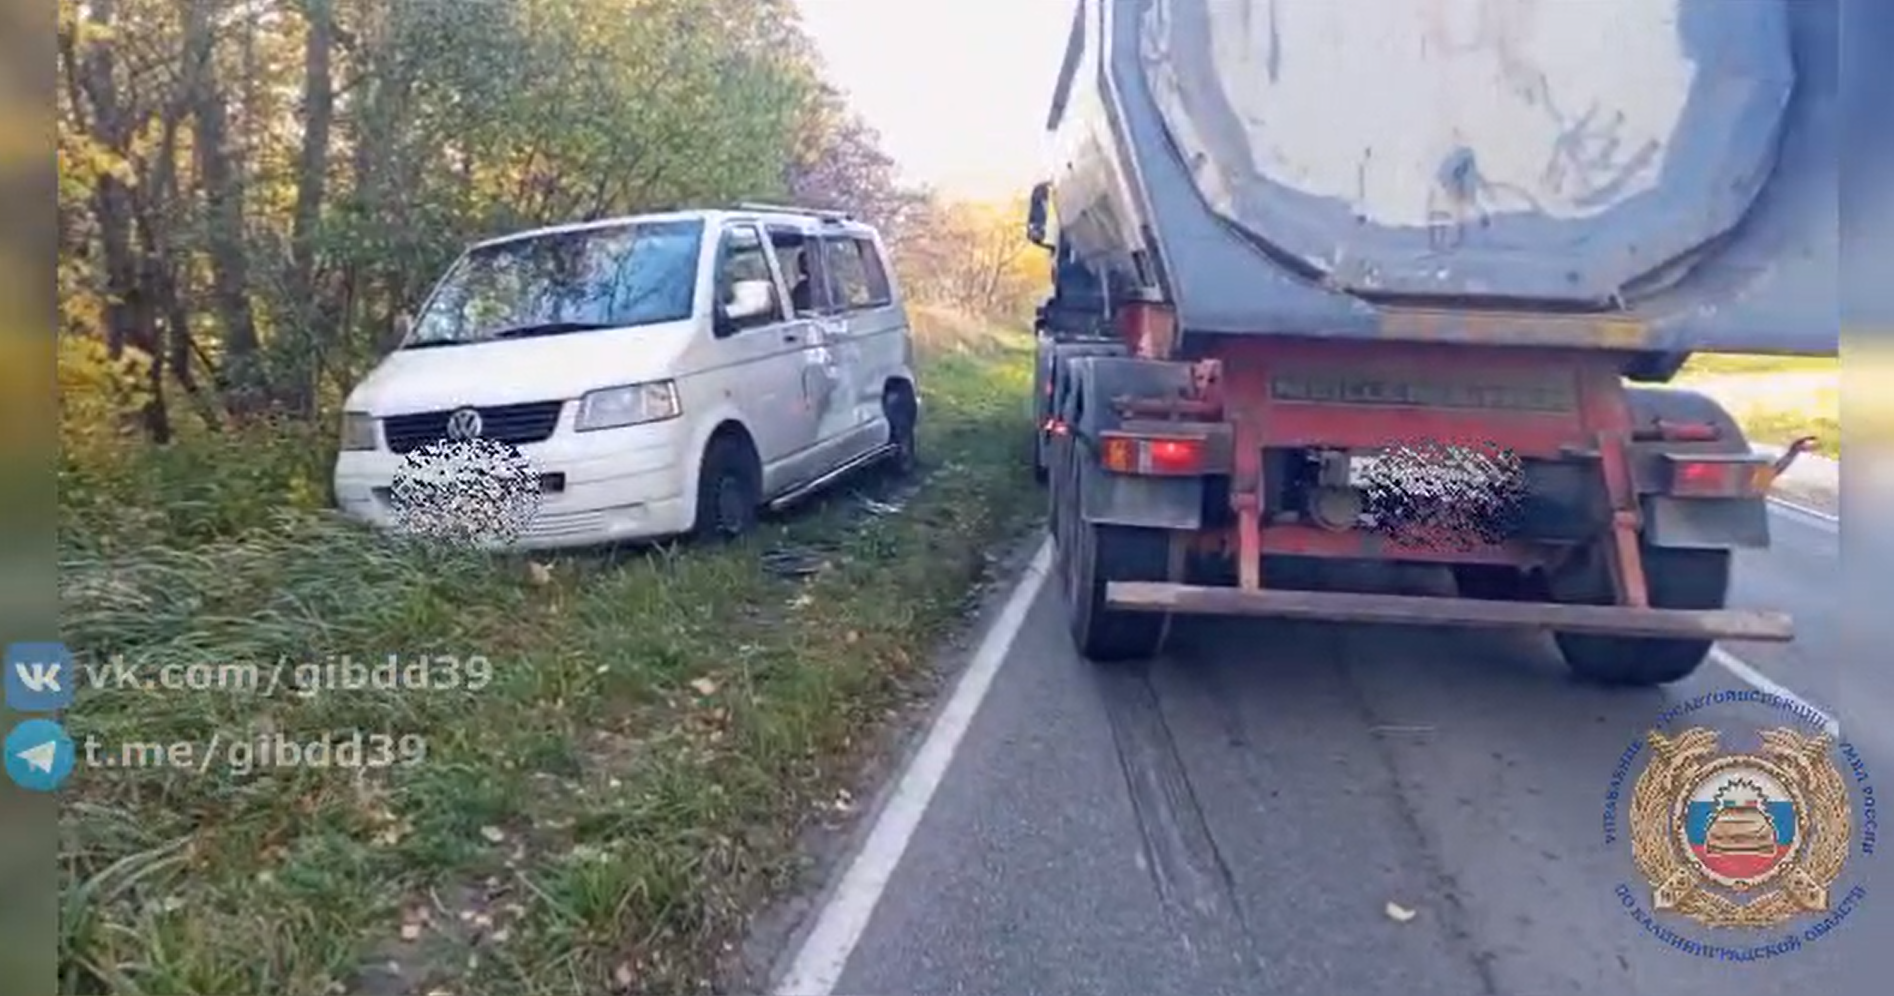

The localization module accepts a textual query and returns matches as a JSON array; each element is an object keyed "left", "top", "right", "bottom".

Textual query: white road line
[
  {"left": 773, "top": 538, "right": 1055, "bottom": 996},
  {"left": 1709, "top": 646, "right": 1842, "bottom": 739},
  {"left": 1767, "top": 495, "right": 1839, "bottom": 532}
]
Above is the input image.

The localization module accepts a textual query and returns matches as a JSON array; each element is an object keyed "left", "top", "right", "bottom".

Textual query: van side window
[
  {"left": 821, "top": 235, "right": 893, "bottom": 311},
  {"left": 768, "top": 226, "right": 829, "bottom": 317},
  {"left": 715, "top": 224, "right": 783, "bottom": 335}
]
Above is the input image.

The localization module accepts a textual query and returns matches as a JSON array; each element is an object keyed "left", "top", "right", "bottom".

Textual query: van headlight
[
  {"left": 339, "top": 411, "right": 380, "bottom": 451},
  {"left": 575, "top": 380, "right": 681, "bottom": 432}
]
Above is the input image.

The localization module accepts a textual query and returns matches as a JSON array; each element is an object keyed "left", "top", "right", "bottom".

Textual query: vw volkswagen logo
[{"left": 445, "top": 407, "right": 484, "bottom": 441}]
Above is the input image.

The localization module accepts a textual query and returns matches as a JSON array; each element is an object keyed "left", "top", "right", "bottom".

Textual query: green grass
[
  {"left": 1668, "top": 353, "right": 1841, "bottom": 459},
  {"left": 1676, "top": 353, "right": 1838, "bottom": 377},
  {"left": 1734, "top": 407, "right": 1842, "bottom": 459},
  {"left": 57, "top": 333, "right": 1042, "bottom": 995}
]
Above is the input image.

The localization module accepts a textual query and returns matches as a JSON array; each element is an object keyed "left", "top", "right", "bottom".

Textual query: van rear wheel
[{"left": 884, "top": 383, "right": 918, "bottom": 477}]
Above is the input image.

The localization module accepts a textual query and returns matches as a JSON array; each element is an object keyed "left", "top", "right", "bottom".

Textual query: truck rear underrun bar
[{"left": 1105, "top": 582, "right": 1794, "bottom": 643}]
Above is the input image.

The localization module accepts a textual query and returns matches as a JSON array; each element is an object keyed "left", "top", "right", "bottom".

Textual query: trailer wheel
[
  {"left": 1063, "top": 520, "right": 1170, "bottom": 663},
  {"left": 1051, "top": 440, "right": 1168, "bottom": 662},
  {"left": 1451, "top": 564, "right": 1549, "bottom": 602},
  {"left": 1550, "top": 546, "right": 1731, "bottom": 686}
]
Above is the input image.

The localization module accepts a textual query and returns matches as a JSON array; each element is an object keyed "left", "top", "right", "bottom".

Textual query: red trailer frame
[{"left": 1059, "top": 302, "right": 1797, "bottom": 645}]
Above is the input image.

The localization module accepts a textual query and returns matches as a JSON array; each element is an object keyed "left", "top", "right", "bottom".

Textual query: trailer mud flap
[
  {"left": 1640, "top": 495, "right": 1771, "bottom": 550},
  {"left": 1105, "top": 582, "right": 1793, "bottom": 643},
  {"left": 1080, "top": 460, "right": 1204, "bottom": 530}
]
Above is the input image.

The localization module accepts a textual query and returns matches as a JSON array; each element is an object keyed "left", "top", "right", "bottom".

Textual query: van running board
[
  {"left": 1105, "top": 582, "right": 1794, "bottom": 643},
  {"left": 767, "top": 443, "right": 901, "bottom": 512}
]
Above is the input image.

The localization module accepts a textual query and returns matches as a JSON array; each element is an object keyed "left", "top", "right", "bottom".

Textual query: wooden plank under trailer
[{"left": 1105, "top": 582, "right": 1794, "bottom": 643}]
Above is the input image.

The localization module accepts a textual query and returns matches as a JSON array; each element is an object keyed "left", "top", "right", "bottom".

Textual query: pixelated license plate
[{"left": 1347, "top": 453, "right": 1383, "bottom": 488}]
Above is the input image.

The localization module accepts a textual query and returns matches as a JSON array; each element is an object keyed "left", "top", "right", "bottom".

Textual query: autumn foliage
[{"left": 56, "top": 0, "right": 1044, "bottom": 541}]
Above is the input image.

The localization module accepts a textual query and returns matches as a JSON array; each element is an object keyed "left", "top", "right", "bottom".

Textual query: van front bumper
[{"left": 332, "top": 418, "right": 695, "bottom": 550}]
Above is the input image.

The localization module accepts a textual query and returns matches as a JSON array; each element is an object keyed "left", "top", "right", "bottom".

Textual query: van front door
[{"left": 710, "top": 223, "right": 818, "bottom": 495}]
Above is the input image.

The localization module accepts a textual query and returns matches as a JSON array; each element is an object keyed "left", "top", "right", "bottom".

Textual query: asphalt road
[{"left": 773, "top": 498, "right": 1887, "bottom": 996}]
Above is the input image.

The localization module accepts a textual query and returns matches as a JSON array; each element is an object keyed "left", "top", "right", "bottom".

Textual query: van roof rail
[{"left": 730, "top": 201, "right": 853, "bottom": 222}]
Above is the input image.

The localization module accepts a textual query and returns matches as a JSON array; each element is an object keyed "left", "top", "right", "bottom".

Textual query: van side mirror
[
  {"left": 716, "top": 279, "right": 775, "bottom": 335},
  {"left": 1026, "top": 181, "right": 1052, "bottom": 249}
]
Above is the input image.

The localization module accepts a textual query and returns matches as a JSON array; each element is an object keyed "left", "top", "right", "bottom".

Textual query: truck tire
[
  {"left": 1051, "top": 436, "right": 1168, "bottom": 662},
  {"left": 1062, "top": 520, "right": 1170, "bottom": 663},
  {"left": 1451, "top": 564, "right": 1549, "bottom": 602},
  {"left": 1550, "top": 545, "right": 1731, "bottom": 686}
]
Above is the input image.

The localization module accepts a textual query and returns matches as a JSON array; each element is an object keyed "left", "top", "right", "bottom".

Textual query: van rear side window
[{"left": 822, "top": 236, "right": 893, "bottom": 311}]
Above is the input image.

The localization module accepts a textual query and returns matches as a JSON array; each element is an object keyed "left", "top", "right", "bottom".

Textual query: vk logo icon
[
  {"left": 5, "top": 719, "right": 76, "bottom": 792},
  {"left": 5, "top": 642, "right": 75, "bottom": 712}
]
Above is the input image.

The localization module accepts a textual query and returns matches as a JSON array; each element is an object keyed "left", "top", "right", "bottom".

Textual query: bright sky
[{"left": 795, "top": 0, "right": 1076, "bottom": 200}]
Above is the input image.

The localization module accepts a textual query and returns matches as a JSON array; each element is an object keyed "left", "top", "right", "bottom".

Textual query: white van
[{"left": 332, "top": 205, "right": 920, "bottom": 549}]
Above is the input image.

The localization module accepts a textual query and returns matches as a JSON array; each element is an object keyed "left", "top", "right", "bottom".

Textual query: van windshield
[{"left": 404, "top": 219, "right": 705, "bottom": 347}]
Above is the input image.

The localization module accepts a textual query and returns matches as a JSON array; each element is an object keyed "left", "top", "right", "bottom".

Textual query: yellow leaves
[
  {"left": 894, "top": 194, "right": 1046, "bottom": 325},
  {"left": 58, "top": 334, "right": 153, "bottom": 462},
  {"left": 284, "top": 472, "right": 323, "bottom": 510},
  {"left": 57, "top": 129, "right": 134, "bottom": 194}
]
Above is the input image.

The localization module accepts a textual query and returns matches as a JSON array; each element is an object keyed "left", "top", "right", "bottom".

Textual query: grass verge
[
  {"left": 1676, "top": 353, "right": 1838, "bottom": 378},
  {"left": 1671, "top": 354, "right": 1840, "bottom": 459},
  {"left": 57, "top": 331, "right": 1042, "bottom": 995}
]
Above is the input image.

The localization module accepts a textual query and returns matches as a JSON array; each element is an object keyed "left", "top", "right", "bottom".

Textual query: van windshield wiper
[{"left": 488, "top": 320, "right": 618, "bottom": 340}]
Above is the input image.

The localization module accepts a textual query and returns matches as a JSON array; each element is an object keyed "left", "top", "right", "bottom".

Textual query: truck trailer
[{"left": 1029, "top": 0, "right": 1843, "bottom": 683}]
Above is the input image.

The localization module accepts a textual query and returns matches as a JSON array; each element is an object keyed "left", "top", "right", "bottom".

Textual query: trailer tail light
[
  {"left": 1099, "top": 432, "right": 1205, "bottom": 475},
  {"left": 1662, "top": 455, "right": 1772, "bottom": 498}
]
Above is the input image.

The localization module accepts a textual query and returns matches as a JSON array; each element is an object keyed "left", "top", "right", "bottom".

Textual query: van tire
[
  {"left": 694, "top": 434, "right": 760, "bottom": 540},
  {"left": 884, "top": 383, "right": 918, "bottom": 477}
]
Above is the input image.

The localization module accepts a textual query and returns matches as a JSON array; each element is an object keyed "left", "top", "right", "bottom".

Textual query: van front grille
[{"left": 382, "top": 401, "right": 565, "bottom": 454}]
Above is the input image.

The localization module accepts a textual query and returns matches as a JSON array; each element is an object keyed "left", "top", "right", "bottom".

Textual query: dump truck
[{"left": 1028, "top": 0, "right": 1842, "bottom": 683}]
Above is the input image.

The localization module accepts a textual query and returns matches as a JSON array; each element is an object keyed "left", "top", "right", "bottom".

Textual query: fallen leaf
[
  {"left": 527, "top": 562, "right": 553, "bottom": 585},
  {"left": 613, "top": 962, "right": 636, "bottom": 989},
  {"left": 479, "top": 826, "right": 507, "bottom": 844},
  {"left": 690, "top": 677, "right": 718, "bottom": 696},
  {"left": 400, "top": 922, "right": 422, "bottom": 941},
  {"left": 1385, "top": 901, "right": 1417, "bottom": 923}
]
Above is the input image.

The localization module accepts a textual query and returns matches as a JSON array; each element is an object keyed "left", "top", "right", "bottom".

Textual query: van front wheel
[{"left": 694, "top": 435, "right": 760, "bottom": 540}]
